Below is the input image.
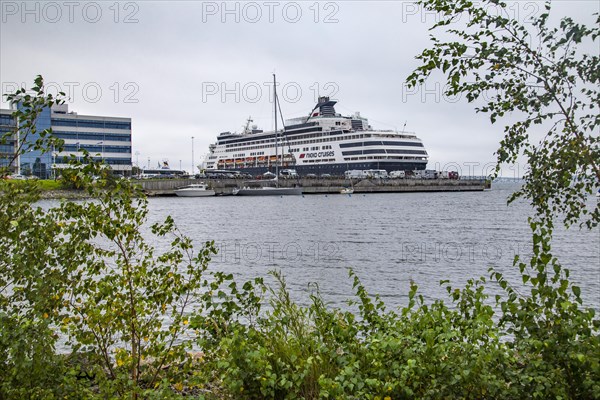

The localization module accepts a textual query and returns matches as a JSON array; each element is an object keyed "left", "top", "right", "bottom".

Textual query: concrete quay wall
[{"left": 138, "top": 178, "right": 489, "bottom": 196}]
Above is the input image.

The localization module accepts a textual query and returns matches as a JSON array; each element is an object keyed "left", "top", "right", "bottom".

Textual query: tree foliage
[
  {"left": 407, "top": 0, "right": 600, "bottom": 228},
  {"left": 0, "top": 78, "right": 219, "bottom": 398},
  {"left": 1, "top": 75, "right": 64, "bottom": 177}
]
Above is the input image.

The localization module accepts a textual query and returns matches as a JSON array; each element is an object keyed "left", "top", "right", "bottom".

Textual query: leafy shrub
[{"left": 193, "top": 261, "right": 599, "bottom": 399}]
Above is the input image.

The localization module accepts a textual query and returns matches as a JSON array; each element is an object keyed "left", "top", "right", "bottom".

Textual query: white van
[
  {"left": 280, "top": 169, "right": 298, "bottom": 178},
  {"left": 345, "top": 170, "right": 367, "bottom": 179},
  {"left": 365, "top": 169, "right": 388, "bottom": 179}
]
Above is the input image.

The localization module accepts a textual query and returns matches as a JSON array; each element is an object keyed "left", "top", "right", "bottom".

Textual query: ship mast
[
  {"left": 243, "top": 116, "right": 253, "bottom": 134},
  {"left": 274, "top": 73, "right": 279, "bottom": 181}
]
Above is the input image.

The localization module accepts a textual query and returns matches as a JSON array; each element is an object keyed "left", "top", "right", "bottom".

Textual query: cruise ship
[{"left": 203, "top": 97, "right": 428, "bottom": 176}]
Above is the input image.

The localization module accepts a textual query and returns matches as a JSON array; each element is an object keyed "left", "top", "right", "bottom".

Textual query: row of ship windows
[
  {"left": 302, "top": 158, "right": 336, "bottom": 163},
  {"left": 234, "top": 151, "right": 268, "bottom": 157},
  {"left": 339, "top": 141, "right": 423, "bottom": 148},
  {"left": 301, "top": 162, "right": 401, "bottom": 169},
  {"left": 221, "top": 144, "right": 334, "bottom": 158},
  {"left": 224, "top": 137, "right": 368, "bottom": 152},
  {"left": 342, "top": 149, "right": 428, "bottom": 156},
  {"left": 341, "top": 156, "right": 427, "bottom": 161},
  {"left": 300, "top": 162, "right": 422, "bottom": 170},
  {"left": 288, "top": 145, "right": 333, "bottom": 152},
  {"left": 221, "top": 129, "right": 338, "bottom": 146},
  {"left": 300, "top": 164, "right": 349, "bottom": 170},
  {"left": 282, "top": 131, "right": 413, "bottom": 146},
  {"left": 224, "top": 133, "right": 370, "bottom": 150}
]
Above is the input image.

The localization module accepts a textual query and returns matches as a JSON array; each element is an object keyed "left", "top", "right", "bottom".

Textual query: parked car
[
  {"left": 262, "top": 172, "right": 276, "bottom": 179},
  {"left": 304, "top": 173, "right": 317, "bottom": 178},
  {"left": 389, "top": 170, "right": 406, "bottom": 179},
  {"left": 345, "top": 170, "right": 367, "bottom": 179},
  {"left": 320, "top": 173, "right": 332, "bottom": 178},
  {"left": 8, "top": 174, "right": 27, "bottom": 180},
  {"left": 423, "top": 169, "right": 438, "bottom": 179},
  {"left": 365, "top": 169, "right": 388, "bottom": 179},
  {"left": 279, "top": 169, "right": 298, "bottom": 178}
]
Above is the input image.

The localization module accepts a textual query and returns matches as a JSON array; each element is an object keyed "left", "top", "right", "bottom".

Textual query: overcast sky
[{"left": 1, "top": 0, "right": 598, "bottom": 175}]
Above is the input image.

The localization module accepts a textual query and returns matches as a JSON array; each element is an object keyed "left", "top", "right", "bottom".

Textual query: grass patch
[
  {"left": 36, "top": 179, "right": 64, "bottom": 190},
  {"left": 2, "top": 179, "right": 64, "bottom": 191}
]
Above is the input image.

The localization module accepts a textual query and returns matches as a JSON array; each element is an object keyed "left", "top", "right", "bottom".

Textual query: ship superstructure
[{"left": 203, "top": 97, "right": 428, "bottom": 175}]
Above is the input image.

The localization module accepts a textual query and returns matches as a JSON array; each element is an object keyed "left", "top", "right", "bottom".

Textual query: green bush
[{"left": 192, "top": 261, "right": 599, "bottom": 399}]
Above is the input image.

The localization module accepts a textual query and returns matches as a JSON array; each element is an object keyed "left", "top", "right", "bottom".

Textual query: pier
[{"left": 138, "top": 178, "right": 489, "bottom": 196}]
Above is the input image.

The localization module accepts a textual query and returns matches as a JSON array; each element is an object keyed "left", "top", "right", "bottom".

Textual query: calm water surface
[{"left": 146, "top": 183, "right": 600, "bottom": 311}]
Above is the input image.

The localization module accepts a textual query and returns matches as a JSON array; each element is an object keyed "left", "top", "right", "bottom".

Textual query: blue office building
[
  {"left": 0, "top": 108, "right": 17, "bottom": 174},
  {"left": 1, "top": 104, "right": 132, "bottom": 178}
]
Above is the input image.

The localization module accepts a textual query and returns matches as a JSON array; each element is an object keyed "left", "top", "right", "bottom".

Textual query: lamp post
[
  {"left": 16, "top": 126, "right": 21, "bottom": 175},
  {"left": 191, "top": 136, "right": 195, "bottom": 175},
  {"left": 135, "top": 151, "right": 140, "bottom": 177},
  {"left": 52, "top": 144, "right": 56, "bottom": 180},
  {"left": 96, "top": 141, "right": 104, "bottom": 163}
]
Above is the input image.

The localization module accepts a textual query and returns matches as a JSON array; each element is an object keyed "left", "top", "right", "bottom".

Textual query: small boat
[
  {"left": 174, "top": 183, "right": 215, "bottom": 197},
  {"left": 341, "top": 176, "right": 355, "bottom": 194},
  {"left": 236, "top": 186, "right": 302, "bottom": 196}
]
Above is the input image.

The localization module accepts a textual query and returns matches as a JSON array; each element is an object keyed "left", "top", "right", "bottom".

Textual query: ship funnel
[
  {"left": 304, "top": 96, "right": 338, "bottom": 122},
  {"left": 317, "top": 96, "right": 337, "bottom": 117}
]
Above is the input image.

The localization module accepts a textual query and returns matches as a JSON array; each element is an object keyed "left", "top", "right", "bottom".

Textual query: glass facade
[
  {"left": 63, "top": 145, "right": 132, "bottom": 153},
  {"left": 0, "top": 111, "right": 17, "bottom": 173},
  {"left": 53, "top": 131, "right": 131, "bottom": 142},
  {"left": 19, "top": 107, "right": 52, "bottom": 178},
  {"left": 1, "top": 104, "right": 132, "bottom": 178},
  {"left": 52, "top": 119, "right": 131, "bottom": 130},
  {"left": 50, "top": 111, "right": 133, "bottom": 177}
]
